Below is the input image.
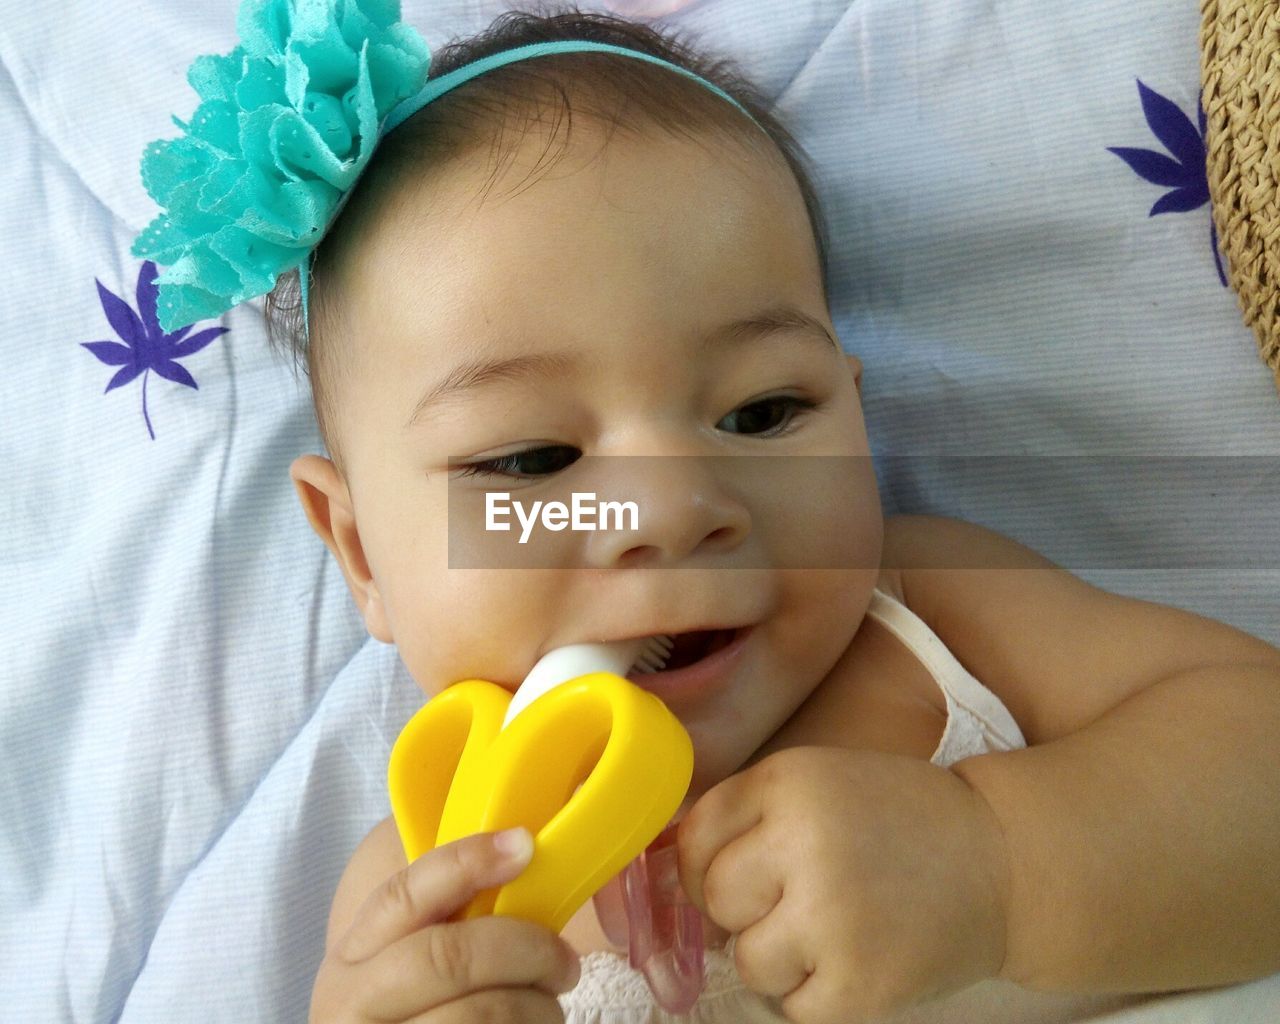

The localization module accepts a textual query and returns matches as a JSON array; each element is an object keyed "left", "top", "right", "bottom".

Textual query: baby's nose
[{"left": 580, "top": 456, "right": 751, "bottom": 569}]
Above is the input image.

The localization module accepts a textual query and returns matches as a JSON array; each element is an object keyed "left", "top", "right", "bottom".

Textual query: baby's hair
[{"left": 264, "top": 2, "right": 832, "bottom": 475}]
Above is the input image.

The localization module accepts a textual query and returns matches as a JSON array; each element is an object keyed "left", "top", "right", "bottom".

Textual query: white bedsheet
[{"left": 2, "top": 1, "right": 1276, "bottom": 1020}]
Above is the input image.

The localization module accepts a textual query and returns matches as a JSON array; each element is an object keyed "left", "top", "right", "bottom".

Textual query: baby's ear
[
  {"left": 846, "top": 354, "right": 863, "bottom": 392},
  {"left": 289, "top": 454, "right": 393, "bottom": 643}
]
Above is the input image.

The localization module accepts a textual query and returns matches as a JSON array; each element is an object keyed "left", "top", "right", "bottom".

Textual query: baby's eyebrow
[{"left": 405, "top": 303, "right": 836, "bottom": 428}]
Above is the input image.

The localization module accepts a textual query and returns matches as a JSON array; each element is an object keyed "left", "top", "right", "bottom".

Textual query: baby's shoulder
[
  {"left": 324, "top": 815, "right": 408, "bottom": 952},
  {"left": 881, "top": 512, "right": 1065, "bottom": 621},
  {"left": 883, "top": 510, "right": 1053, "bottom": 574},
  {"left": 880, "top": 512, "right": 1280, "bottom": 746}
]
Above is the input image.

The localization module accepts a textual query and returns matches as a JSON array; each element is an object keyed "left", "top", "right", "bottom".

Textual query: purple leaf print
[
  {"left": 81, "top": 261, "right": 229, "bottom": 439},
  {"left": 1107, "top": 79, "right": 1225, "bottom": 286},
  {"left": 1149, "top": 187, "right": 1208, "bottom": 216},
  {"left": 95, "top": 279, "right": 147, "bottom": 345},
  {"left": 1108, "top": 148, "right": 1187, "bottom": 188},
  {"left": 81, "top": 341, "right": 133, "bottom": 365},
  {"left": 1137, "top": 80, "right": 1205, "bottom": 176}
]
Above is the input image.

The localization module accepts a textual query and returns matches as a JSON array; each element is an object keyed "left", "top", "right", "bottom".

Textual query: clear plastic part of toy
[{"left": 594, "top": 823, "right": 706, "bottom": 1013}]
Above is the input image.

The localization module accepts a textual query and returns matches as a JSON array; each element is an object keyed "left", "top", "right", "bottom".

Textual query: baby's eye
[
  {"left": 717, "top": 395, "right": 817, "bottom": 436},
  {"left": 454, "top": 444, "right": 581, "bottom": 480},
  {"left": 453, "top": 396, "right": 817, "bottom": 479}
]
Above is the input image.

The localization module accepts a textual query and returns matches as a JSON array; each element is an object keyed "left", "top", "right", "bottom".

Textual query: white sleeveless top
[{"left": 557, "top": 588, "right": 1152, "bottom": 1024}]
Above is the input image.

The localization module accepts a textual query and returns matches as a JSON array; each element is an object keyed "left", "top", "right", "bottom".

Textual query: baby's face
[{"left": 294, "top": 123, "right": 882, "bottom": 809}]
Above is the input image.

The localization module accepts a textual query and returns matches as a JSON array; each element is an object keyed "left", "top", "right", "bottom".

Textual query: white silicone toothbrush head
[{"left": 500, "top": 634, "right": 674, "bottom": 730}]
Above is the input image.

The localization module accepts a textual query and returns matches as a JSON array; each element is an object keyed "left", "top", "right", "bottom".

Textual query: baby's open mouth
[{"left": 659, "top": 628, "right": 737, "bottom": 671}]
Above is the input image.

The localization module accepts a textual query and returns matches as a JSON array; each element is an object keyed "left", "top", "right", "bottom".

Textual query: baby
[{"left": 253, "top": 9, "right": 1280, "bottom": 1024}]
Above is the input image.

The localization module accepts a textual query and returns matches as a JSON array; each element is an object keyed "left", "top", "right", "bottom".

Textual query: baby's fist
[{"left": 678, "top": 747, "right": 1009, "bottom": 1024}]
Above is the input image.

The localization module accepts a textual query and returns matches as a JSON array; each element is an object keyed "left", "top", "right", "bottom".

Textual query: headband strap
[
  {"left": 386, "top": 41, "right": 757, "bottom": 135},
  {"left": 300, "top": 40, "right": 763, "bottom": 342},
  {"left": 131, "top": 1, "right": 766, "bottom": 338}
]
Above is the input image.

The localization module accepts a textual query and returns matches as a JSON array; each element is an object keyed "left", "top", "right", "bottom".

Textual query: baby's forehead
[
  {"left": 335, "top": 124, "right": 822, "bottom": 371},
  {"left": 362, "top": 117, "right": 798, "bottom": 248}
]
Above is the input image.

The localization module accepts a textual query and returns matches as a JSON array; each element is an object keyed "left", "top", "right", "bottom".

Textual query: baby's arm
[{"left": 890, "top": 514, "right": 1280, "bottom": 994}]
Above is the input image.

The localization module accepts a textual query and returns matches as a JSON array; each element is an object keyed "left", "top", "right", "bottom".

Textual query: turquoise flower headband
[{"left": 132, "top": 0, "right": 763, "bottom": 340}]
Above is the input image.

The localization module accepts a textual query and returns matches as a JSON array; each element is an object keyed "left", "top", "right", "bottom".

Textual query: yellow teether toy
[{"left": 387, "top": 637, "right": 688, "bottom": 933}]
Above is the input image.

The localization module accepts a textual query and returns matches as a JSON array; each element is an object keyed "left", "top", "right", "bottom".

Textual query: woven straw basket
[{"left": 1202, "top": 0, "right": 1280, "bottom": 394}]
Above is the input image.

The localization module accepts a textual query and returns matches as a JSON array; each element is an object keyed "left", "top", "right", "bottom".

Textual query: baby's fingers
[
  {"left": 338, "top": 827, "right": 535, "bottom": 965},
  {"left": 364, "top": 914, "right": 580, "bottom": 1021},
  {"left": 409, "top": 986, "right": 568, "bottom": 1024}
]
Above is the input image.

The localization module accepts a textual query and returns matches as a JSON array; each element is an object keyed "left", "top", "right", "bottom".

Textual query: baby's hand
[
  {"left": 310, "top": 828, "right": 581, "bottom": 1024},
  {"left": 676, "top": 747, "right": 1009, "bottom": 1024}
]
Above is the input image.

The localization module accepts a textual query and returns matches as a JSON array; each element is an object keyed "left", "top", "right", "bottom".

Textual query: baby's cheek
[
  {"left": 678, "top": 717, "right": 748, "bottom": 799},
  {"left": 394, "top": 639, "right": 452, "bottom": 697},
  {"left": 786, "top": 567, "right": 872, "bottom": 651},
  {"left": 396, "top": 609, "right": 541, "bottom": 695}
]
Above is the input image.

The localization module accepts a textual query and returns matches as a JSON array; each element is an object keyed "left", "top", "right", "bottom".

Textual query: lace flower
[{"left": 132, "top": 0, "right": 430, "bottom": 332}]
